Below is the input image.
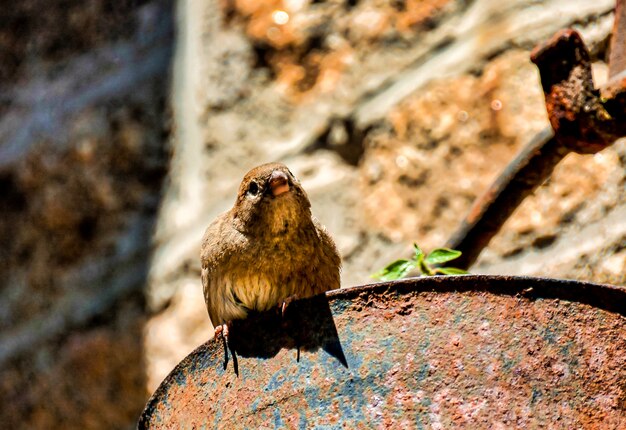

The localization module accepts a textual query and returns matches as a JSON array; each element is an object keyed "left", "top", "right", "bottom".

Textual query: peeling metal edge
[{"left": 328, "top": 275, "right": 626, "bottom": 316}]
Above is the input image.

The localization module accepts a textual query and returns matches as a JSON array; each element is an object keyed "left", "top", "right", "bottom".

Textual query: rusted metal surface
[
  {"left": 609, "top": 0, "right": 626, "bottom": 78},
  {"left": 446, "top": 4, "right": 626, "bottom": 269},
  {"left": 445, "top": 128, "right": 564, "bottom": 269},
  {"left": 139, "top": 275, "right": 626, "bottom": 429},
  {"left": 531, "top": 29, "right": 625, "bottom": 153}
]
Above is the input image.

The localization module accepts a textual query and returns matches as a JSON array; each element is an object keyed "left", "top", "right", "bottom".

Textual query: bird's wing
[
  {"left": 311, "top": 216, "right": 342, "bottom": 292},
  {"left": 200, "top": 215, "right": 232, "bottom": 326},
  {"left": 200, "top": 213, "right": 250, "bottom": 326}
]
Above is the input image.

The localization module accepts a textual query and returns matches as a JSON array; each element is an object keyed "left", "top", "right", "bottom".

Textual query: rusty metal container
[{"left": 139, "top": 275, "right": 626, "bottom": 428}]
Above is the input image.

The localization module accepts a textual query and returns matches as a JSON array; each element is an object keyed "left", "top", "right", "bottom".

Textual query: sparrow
[{"left": 200, "top": 162, "right": 341, "bottom": 346}]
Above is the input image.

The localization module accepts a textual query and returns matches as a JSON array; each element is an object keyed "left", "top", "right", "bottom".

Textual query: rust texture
[
  {"left": 139, "top": 275, "right": 626, "bottom": 429},
  {"left": 531, "top": 29, "right": 624, "bottom": 153},
  {"left": 445, "top": 128, "right": 565, "bottom": 269},
  {"left": 446, "top": 5, "right": 626, "bottom": 269},
  {"left": 609, "top": 0, "right": 626, "bottom": 78}
]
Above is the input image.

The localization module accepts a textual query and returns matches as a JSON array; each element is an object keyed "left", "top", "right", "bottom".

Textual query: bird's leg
[
  {"left": 214, "top": 323, "right": 231, "bottom": 370},
  {"left": 213, "top": 323, "right": 230, "bottom": 342},
  {"left": 279, "top": 294, "right": 299, "bottom": 318},
  {"left": 213, "top": 324, "right": 222, "bottom": 338},
  {"left": 279, "top": 296, "right": 302, "bottom": 361}
]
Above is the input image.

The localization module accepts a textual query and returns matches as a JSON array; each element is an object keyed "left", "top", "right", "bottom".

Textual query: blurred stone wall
[
  {"left": 0, "top": 0, "right": 172, "bottom": 428},
  {"left": 1, "top": 0, "right": 624, "bottom": 427}
]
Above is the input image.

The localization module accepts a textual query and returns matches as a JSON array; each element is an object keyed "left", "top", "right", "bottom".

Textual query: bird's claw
[
  {"left": 214, "top": 323, "right": 233, "bottom": 371},
  {"left": 214, "top": 323, "right": 230, "bottom": 343},
  {"left": 279, "top": 294, "right": 299, "bottom": 318}
]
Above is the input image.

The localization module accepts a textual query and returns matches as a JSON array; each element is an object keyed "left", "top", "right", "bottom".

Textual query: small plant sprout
[{"left": 371, "top": 243, "right": 468, "bottom": 281}]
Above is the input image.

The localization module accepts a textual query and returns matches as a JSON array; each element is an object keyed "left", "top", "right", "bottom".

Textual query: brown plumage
[{"left": 200, "top": 162, "right": 341, "bottom": 340}]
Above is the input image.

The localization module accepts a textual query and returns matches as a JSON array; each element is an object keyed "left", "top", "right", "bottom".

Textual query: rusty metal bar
[
  {"left": 609, "top": 0, "right": 626, "bottom": 78},
  {"left": 445, "top": 129, "right": 564, "bottom": 269},
  {"left": 447, "top": 8, "right": 626, "bottom": 269},
  {"left": 139, "top": 275, "right": 626, "bottom": 428}
]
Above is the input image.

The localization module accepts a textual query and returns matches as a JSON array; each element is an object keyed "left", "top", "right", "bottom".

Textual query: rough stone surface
[
  {"left": 1, "top": 0, "right": 624, "bottom": 426},
  {"left": 146, "top": 0, "right": 622, "bottom": 395},
  {"left": 2, "top": 300, "right": 147, "bottom": 429},
  {"left": 0, "top": 0, "right": 173, "bottom": 428}
]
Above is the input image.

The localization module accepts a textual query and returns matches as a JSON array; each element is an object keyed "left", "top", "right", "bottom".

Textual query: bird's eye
[{"left": 247, "top": 181, "right": 260, "bottom": 196}]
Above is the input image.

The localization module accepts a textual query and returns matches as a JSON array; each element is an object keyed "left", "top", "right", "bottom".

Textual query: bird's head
[{"left": 232, "top": 163, "right": 312, "bottom": 236}]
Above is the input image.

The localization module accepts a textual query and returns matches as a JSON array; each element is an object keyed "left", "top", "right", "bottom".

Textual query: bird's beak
[{"left": 269, "top": 170, "right": 290, "bottom": 197}]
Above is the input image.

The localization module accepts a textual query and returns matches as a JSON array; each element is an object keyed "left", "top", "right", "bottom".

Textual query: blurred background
[{"left": 1, "top": 0, "right": 624, "bottom": 428}]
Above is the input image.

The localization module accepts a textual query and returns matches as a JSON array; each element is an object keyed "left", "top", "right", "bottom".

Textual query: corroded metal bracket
[
  {"left": 446, "top": 1, "right": 626, "bottom": 269},
  {"left": 532, "top": 29, "right": 625, "bottom": 152}
]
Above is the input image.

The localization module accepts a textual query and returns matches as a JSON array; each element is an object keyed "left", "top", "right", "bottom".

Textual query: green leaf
[
  {"left": 425, "top": 248, "right": 462, "bottom": 265},
  {"left": 418, "top": 257, "right": 433, "bottom": 276},
  {"left": 413, "top": 246, "right": 431, "bottom": 275},
  {"left": 413, "top": 243, "right": 424, "bottom": 259},
  {"left": 435, "top": 267, "right": 468, "bottom": 275},
  {"left": 371, "top": 259, "right": 416, "bottom": 281}
]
